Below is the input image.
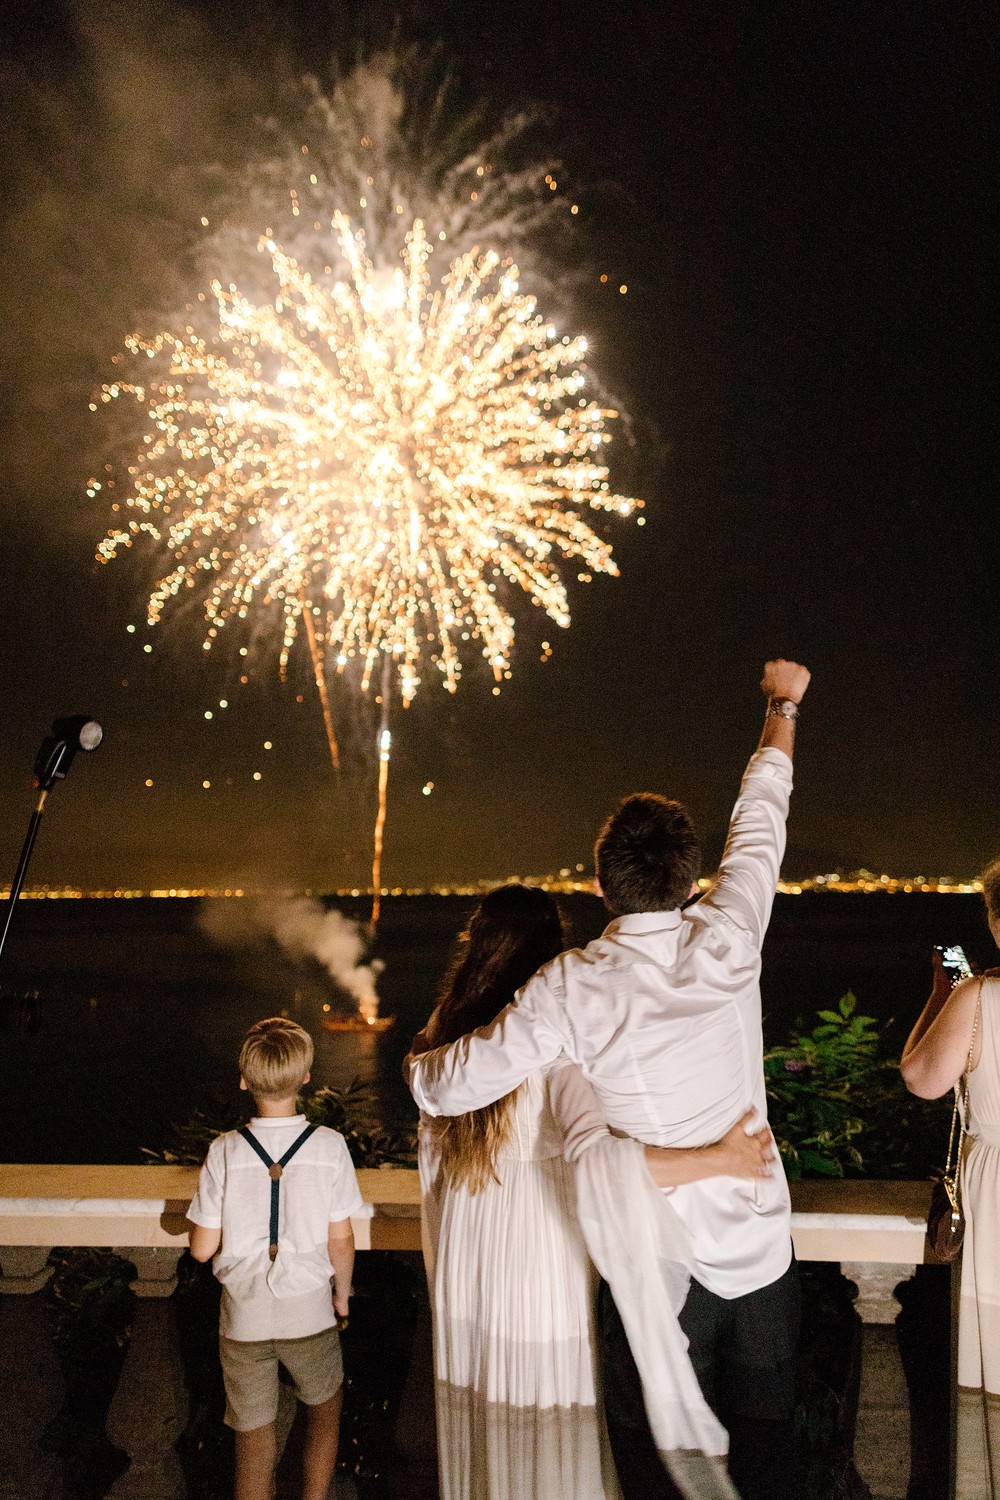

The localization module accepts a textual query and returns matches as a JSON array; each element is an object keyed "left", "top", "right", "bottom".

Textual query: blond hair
[
  {"left": 426, "top": 1097, "right": 519, "bottom": 1196},
  {"left": 983, "top": 858, "right": 1000, "bottom": 924},
  {"left": 239, "top": 1017, "right": 313, "bottom": 1101}
]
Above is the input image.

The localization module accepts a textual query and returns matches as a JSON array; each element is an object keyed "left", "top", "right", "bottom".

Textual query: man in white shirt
[{"left": 409, "top": 659, "right": 810, "bottom": 1500}]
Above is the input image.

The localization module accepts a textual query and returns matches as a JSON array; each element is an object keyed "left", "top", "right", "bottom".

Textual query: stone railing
[{"left": 0, "top": 1168, "right": 946, "bottom": 1500}]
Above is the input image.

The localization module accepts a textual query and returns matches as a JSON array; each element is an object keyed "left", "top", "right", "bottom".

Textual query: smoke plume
[{"left": 199, "top": 895, "right": 383, "bottom": 1021}]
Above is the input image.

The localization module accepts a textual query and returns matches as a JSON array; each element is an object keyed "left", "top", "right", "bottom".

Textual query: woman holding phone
[{"left": 901, "top": 859, "right": 1000, "bottom": 1499}]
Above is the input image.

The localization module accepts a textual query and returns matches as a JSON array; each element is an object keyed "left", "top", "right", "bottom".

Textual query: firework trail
[
  {"left": 95, "top": 53, "right": 641, "bottom": 918},
  {"left": 299, "top": 589, "right": 340, "bottom": 773},
  {"left": 372, "top": 656, "right": 392, "bottom": 927}
]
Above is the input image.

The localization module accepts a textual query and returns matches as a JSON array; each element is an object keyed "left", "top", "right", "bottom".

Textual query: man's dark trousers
[{"left": 599, "top": 1253, "right": 801, "bottom": 1500}]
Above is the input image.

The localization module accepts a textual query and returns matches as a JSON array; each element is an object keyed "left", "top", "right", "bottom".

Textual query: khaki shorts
[{"left": 220, "top": 1325, "right": 344, "bottom": 1431}]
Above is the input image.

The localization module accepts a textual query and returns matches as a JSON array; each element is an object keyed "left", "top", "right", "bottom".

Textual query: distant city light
[{"left": 1, "top": 875, "right": 986, "bottom": 902}]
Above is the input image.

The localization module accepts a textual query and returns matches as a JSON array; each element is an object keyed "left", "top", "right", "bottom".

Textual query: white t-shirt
[
  {"left": 188, "top": 1116, "right": 368, "bottom": 1341},
  {"left": 411, "top": 747, "right": 793, "bottom": 1300}
]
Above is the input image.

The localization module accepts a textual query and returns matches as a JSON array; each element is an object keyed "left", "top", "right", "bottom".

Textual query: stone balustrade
[{"left": 0, "top": 1168, "right": 946, "bottom": 1499}]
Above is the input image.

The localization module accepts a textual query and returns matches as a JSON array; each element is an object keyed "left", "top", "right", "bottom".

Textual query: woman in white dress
[
  {"left": 901, "top": 858, "right": 1000, "bottom": 1500},
  {"left": 413, "top": 884, "right": 774, "bottom": 1500}
]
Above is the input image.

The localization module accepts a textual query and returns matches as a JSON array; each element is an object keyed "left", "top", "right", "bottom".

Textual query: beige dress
[
  {"left": 419, "top": 1067, "right": 621, "bottom": 1500},
  {"left": 418, "top": 1064, "right": 738, "bottom": 1500},
  {"left": 958, "top": 976, "right": 1000, "bottom": 1499}
]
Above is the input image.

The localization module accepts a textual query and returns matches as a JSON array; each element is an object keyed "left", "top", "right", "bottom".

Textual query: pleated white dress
[
  {"left": 958, "top": 977, "right": 1000, "bottom": 1499},
  {"left": 419, "top": 1066, "right": 621, "bottom": 1500}
]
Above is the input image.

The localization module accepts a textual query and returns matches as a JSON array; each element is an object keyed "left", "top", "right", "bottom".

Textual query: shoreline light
[{"left": 3, "top": 875, "right": 985, "bottom": 902}]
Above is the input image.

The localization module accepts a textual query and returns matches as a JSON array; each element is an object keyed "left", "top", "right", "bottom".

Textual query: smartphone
[{"left": 934, "top": 944, "right": 974, "bottom": 984}]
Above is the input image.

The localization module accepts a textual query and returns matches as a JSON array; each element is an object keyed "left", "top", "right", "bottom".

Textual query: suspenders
[{"left": 238, "top": 1124, "right": 317, "bottom": 1261}]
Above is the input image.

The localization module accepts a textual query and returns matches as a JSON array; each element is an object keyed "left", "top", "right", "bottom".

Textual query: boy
[{"left": 188, "top": 1016, "right": 366, "bottom": 1500}]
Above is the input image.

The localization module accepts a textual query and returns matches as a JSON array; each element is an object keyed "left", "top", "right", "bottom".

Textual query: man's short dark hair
[{"left": 595, "top": 794, "right": 701, "bottom": 915}]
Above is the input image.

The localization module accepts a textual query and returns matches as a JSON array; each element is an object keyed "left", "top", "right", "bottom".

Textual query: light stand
[{"left": 0, "top": 716, "right": 103, "bottom": 973}]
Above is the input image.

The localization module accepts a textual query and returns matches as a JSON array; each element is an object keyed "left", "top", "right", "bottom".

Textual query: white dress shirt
[{"left": 410, "top": 747, "right": 794, "bottom": 1300}]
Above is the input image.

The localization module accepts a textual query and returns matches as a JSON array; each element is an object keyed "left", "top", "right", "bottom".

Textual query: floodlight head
[{"left": 33, "top": 716, "right": 104, "bottom": 792}]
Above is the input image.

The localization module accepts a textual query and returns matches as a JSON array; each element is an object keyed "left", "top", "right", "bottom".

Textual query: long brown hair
[{"left": 420, "top": 885, "right": 566, "bottom": 1194}]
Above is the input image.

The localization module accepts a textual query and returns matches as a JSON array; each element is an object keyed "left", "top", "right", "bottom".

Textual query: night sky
[{"left": 0, "top": 0, "right": 995, "bottom": 893}]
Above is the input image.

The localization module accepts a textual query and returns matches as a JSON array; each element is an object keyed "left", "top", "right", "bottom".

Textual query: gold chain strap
[
  {"left": 943, "top": 980, "right": 983, "bottom": 1211},
  {"left": 964, "top": 978, "right": 996, "bottom": 1498}
]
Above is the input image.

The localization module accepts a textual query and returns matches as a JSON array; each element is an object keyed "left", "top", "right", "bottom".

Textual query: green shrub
[
  {"left": 145, "top": 1078, "right": 417, "bottom": 1168},
  {"left": 304, "top": 1079, "right": 417, "bottom": 1167},
  {"left": 765, "top": 992, "right": 949, "bottom": 1179}
]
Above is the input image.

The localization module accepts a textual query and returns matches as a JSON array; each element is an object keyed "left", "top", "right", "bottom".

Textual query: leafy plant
[
  {"left": 765, "top": 992, "right": 949, "bottom": 1180},
  {"left": 304, "top": 1079, "right": 417, "bottom": 1167},
  {"left": 144, "top": 1078, "right": 416, "bottom": 1168},
  {"left": 43, "top": 1248, "right": 136, "bottom": 1498},
  {"left": 141, "top": 1095, "right": 245, "bottom": 1167},
  {"left": 45, "top": 1248, "right": 135, "bottom": 1366}
]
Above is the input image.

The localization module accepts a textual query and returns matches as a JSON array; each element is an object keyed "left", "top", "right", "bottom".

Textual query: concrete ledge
[
  {"left": 0, "top": 1164, "right": 200, "bottom": 1199},
  {"left": 0, "top": 1167, "right": 933, "bottom": 1262},
  {"left": 789, "top": 1180, "right": 933, "bottom": 1265},
  {"left": 0, "top": 1163, "right": 420, "bottom": 1251}
]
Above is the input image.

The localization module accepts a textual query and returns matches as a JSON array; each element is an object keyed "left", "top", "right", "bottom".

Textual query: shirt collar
[
  {"left": 603, "top": 910, "right": 683, "bottom": 937},
  {"left": 249, "top": 1114, "right": 308, "bottom": 1127}
]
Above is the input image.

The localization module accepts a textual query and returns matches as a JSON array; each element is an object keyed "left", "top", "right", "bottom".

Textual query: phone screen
[{"left": 936, "top": 944, "right": 974, "bottom": 982}]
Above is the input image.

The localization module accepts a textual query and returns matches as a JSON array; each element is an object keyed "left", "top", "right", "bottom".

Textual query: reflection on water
[{"left": 314, "top": 1014, "right": 381, "bottom": 1094}]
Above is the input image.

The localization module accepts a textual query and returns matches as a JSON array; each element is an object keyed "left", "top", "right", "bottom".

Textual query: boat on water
[{"left": 322, "top": 1014, "right": 395, "bottom": 1033}]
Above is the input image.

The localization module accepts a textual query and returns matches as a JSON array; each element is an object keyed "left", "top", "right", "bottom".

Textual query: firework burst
[{"left": 97, "top": 215, "right": 639, "bottom": 706}]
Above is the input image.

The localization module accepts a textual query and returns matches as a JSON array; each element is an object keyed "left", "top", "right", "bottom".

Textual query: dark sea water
[{"left": 0, "top": 892, "right": 993, "bottom": 1164}]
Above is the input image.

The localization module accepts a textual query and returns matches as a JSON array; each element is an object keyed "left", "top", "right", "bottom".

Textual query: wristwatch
[{"left": 767, "top": 698, "right": 799, "bottom": 721}]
